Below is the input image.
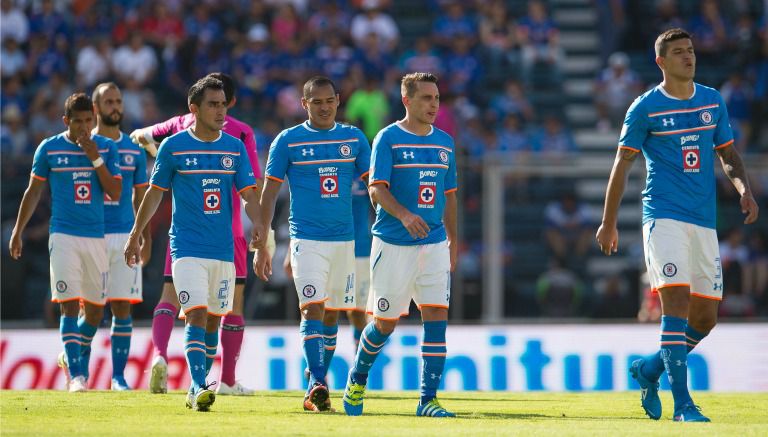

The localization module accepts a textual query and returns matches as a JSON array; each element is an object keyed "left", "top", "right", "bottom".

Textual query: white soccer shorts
[
  {"left": 643, "top": 218, "right": 723, "bottom": 300},
  {"left": 48, "top": 233, "right": 108, "bottom": 305},
  {"left": 105, "top": 233, "right": 142, "bottom": 303},
  {"left": 368, "top": 237, "right": 451, "bottom": 320},
  {"left": 289, "top": 238, "right": 356, "bottom": 311},
  {"left": 171, "top": 257, "right": 235, "bottom": 316},
  {"left": 354, "top": 256, "right": 371, "bottom": 312}
]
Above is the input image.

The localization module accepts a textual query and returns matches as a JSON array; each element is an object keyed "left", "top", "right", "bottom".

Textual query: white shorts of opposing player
[
  {"left": 355, "top": 257, "right": 371, "bottom": 313},
  {"left": 369, "top": 236, "right": 451, "bottom": 320},
  {"left": 49, "top": 233, "right": 108, "bottom": 305},
  {"left": 172, "top": 257, "right": 235, "bottom": 316},
  {"left": 643, "top": 218, "right": 723, "bottom": 300},
  {"left": 105, "top": 233, "right": 142, "bottom": 303},
  {"left": 290, "top": 239, "right": 356, "bottom": 311}
]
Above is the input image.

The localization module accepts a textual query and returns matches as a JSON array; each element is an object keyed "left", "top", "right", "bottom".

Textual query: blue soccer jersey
[
  {"left": 352, "top": 172, "right": 372, "bottom": 257},
  {"left": 31, "top": 132, "right": 122, "bottom": 238},
  {"left": 265, "top": 121, "right": 371, "bottom": 241},
  {"left": 150, "top": 129, "right": 257, "bottom": 262},
  {"left": 369, "top": 122, "right": 458, "bottom": 245},
  {"left": 619, "top": 83, "right": 734, "bottom": 229},
  {"left": 104, "top": 132, "right": 148, "bottom": 234}
]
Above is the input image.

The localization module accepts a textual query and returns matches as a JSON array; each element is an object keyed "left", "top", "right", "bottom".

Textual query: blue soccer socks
[
  {"left": 78, "top": 317, "right": 98, "bottom": 379},
  {"left": 659, "top": 315, "right": 693, "bottom": 411},
  {"left": 184, "top": 325, "right": 208, "bottom": 391},
  {"left": 205, "top": 330, "right": 219, "bottom": 376},
  {"left": 351, "top": 322, "right": 390, "bottom": 385},
  {"left": 60, "top": 316, "right": 82, "bottom": 378},
  {"left": 642, "top": 324, "right": 710, "bottom": 382},
  {"left": 301, "top": 320, "right": 325, "bottom": 387},
  {"left": 322, "top": 323, "right": 338, "bottom": 378},
  {"left": 111, "top": 316, "right": 132, "bottom": 379},
  {"left": 420, "top": 321, "right": 447, "bottom": 405}
]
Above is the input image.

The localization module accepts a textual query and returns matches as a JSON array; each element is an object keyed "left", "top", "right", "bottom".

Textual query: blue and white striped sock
[
  {"left": 111, "top": 316, "right": 132, "bottom": 379},
  {"left": 351, "top": 322, "right": 390, "bottom": 385}
]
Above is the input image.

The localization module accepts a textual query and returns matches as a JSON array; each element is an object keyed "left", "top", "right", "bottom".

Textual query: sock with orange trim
[
  {"left": 658, "top": 315, "right": 692, "bottom": 411},
  {"left": 420, "top": 320, "right": 447, "bottom": 404},
  {"left": 641, "top": 324, "right": 708, "bottom": 381},
  {"left": 322, "top": 323, "right": 338, "bottom": 378},
  {"left": 351, "top": 322, "right": 390, "bottom": 385},
  {"left": 301, "top": 320, "right": 325, "bottom": 389}
]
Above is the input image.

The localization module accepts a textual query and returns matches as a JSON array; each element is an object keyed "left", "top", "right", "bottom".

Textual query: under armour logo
[
  {"left": 403, "top": 151, "right": 415, "bottom": 159},
  {"left": 662, "top": 118, "right": 675, "bottom": 127},
  {"left": 430, "top": 373, "right": 440, "bottom": 380},
  {"left": 302, "top": 148, "right": 314, "bottom": 156},
  {"left": 713, "top": 283, "right": 722, "bottom": 291},
  {"left": 185, "top": 158, "right": 197, "bottom": 166},
  {"left": 57, "top": 157, "right": 69, "bottom": 164}
]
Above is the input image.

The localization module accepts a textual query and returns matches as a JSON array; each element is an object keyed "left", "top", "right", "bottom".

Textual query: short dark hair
[
  {"left": 205, "top": 72, "right": 235, "bottom": 104},
  {"left": 302, "top": 76, "right": 338, "bottom": 99},
  {"left": 64, "top": 93, "right": 93, "bottom": 118},
  {"left": 91, "top": 82, "right": 119, "bottom": 106},
  {"left": 188, "top": 76, "right": 224, "bottom": 107},
  {"left": 400, "top": 72, "right": 439, "bottom": 97},
  {"left": 655, "top": 28, "right": 692, "bottom": 57}
]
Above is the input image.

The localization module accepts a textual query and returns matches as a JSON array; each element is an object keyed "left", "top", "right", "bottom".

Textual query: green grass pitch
[{"left": 2, "top": 391, "right": 767, "bottom": 436}]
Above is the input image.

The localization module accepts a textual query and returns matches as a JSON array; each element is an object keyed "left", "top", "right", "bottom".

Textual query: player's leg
[
  {"left": 205, "top": 314, "right": 221, "bottom": 377},
  {"left": 218, "top": 236, "right": 250, "bottom": 395},
  {"left": 78, "top": 236, "right": 109, "bottom": 387},
  {"left": 110, "top": 300, "right": 133, "bottom": 390},
  {"left": 348, "top": 256, "right": 371, "bottom": 348},
  {"left": 321, "top": 309, "right": 340, "bottom": 378},
  {"left": 149, "top": 243, "right": 179, "bottom": 393},
  {"left": 346, "top": 310, "right": 367, "bottom": 348},
  {"left": 321, "top": 242, "right": 356, "bottom": 381}
]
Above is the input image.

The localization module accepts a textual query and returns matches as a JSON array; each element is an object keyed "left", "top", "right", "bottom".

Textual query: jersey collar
[
  {"left": 302, "top": 120, "right": 337, "bottom": 132},
  {"left": 186, "top": 127, "right": 222, "bottom": 143},
  {"left": 657, "top": 82, "right": 697, "bottom": 101},
  {"left": 395, "top": 121, "right": 433, "bottom": 136}
]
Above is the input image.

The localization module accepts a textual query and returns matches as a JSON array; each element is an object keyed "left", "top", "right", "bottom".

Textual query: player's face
[
  {"left": 659, "top": 38, "right": 696, "bottom": 81},
  {"left": 192, "top": 88, "right": 227, "bottom": 132},
  {"left": 63, "top": 110, "right": 95, "bottom": 139},
  {"left": 404, "top": 81, "right": 439, "bottom": 125},
  {"left": 96, "top": 87, "right": 123, "bottom": 127},
  {"left": 302, "top": 84, "right": 339, "bottom": 129}
]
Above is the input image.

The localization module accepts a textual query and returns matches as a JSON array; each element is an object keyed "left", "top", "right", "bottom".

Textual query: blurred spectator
[
  {"left": 271, "top": 3, "right": 303, "bottom": 50},
  {"left": 457, "top": 116, "right": 489, "bottom": 163},
  {"left": 355, "top": 31, "right": 396, "bottom": 80},
  {"left": 719, "top": 227, "right": 750, "bottom": 297},
  {"left": 516, "top": 0, "right": 563, "bottom": 87},
  {"left": 496, "top": 114, "right": 533, "bottom": 164},
  {"left": 732, "top": 13, "right": 760, "bottom": 68},
  {"left": 637, "top": 277, "right": 662, "bottom": 323},
  {"left": 433, "top": 93, "right": 458, "bottom": 137},
  {"left": 0, "top": 105, "right": 30, "bottom": 158},
  {"left": 688, "top": 0, "right": 729, "bottom": 63},
  {"left": 234, "top": 24, "right": 273, "bottom": 99},
  {"left": 110, "top": 3, "right": 141, "bottom": 45},
  {"left": 543, "top": 191, "right": 592, "bottom": 266},
  {"left": 142, "top": 3, "right": 186, "bottom": 48},
  {"left": 350, "top": 3, "right": 399, "bottom": 53},
  {"left": 0, "top": 74, "right": 27, "bottom": 116},
  {"left": 536, "top": 258, "right": 584, "bottom": 317},
  {"left": 0, "top": 0, "right": 29, "bottom": 44},
  {"left": 74, "top": 5, "right": 112, "bottom": 45},
  {"left": 432, "top": 1, "right": 477, "bottom": 48},
  {"left": 478, "top": 0, "right": 520, "bottom": 76},
  {"left": 75, "top": 37, "right": 112, "bottom": 88},
  {"left": 490, "top": 79, "right": 534, "bottom": 123},
  {"left": 1, "top": 37, "right": 26, "bottom": 78},
  {"left": 594, "top": 52, "right": 643, "bottom": 131},
  {"left": 275, "top": 81, "right": 305, "bottom": 124},
  {"left": 345, "top": 76, "right": 390, "bottom": 141},
  {"left": 720, "top": 71, "right": 754, "bottom": 151},
  {"left": 25, "top": 34, "right": 69, "bottom": 86},
  {"left": 444, "top": 33, "right": 482, "bottom": 95},
  {"left": 592, "top": 274, "right": 635, "bottom": 318},
  {"left": 744, "top": 231, "right": 768, "bottom": 310},
  {"left": 594, "top": 0, "right": 626, "bottom": 63},
  {"left": 28, "top": 0, "right": 69, "bottom": 40},
  {"left": 30, "top": 72, "right": 73, "bottom": 116},
  {"left": 651, "top": 0, "right": 685, "bottom": 42},
  {"left": 29, "top": 99, "right": 63, "bottom": 146},
  {"left": 184, "top": 3, "right": 221, "bottom": 46},
  {"left": 315, "top": 33, "right": 356, "bottom": 83},
  {"left": 308, "top": 0, "right": 351, "bottom": 41},
  {"left": 194, "top": 40, "right": 233, "bottom": 79},
  {"left": 532, "top": 115, "right": 578, "bottom": 160},
  {"left": 398, "top": 37, "right": 444, "bottom": 76},
  {"left": 112, "top": 33, "right": 158, "bottom": 87}
]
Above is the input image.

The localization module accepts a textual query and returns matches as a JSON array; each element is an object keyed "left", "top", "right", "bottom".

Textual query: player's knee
[
  {"left": 110, "top": 301, "right": 132, "bottom": 319},
  {"left": 206, "top": 315, "right": 221, "bottom": 332},
  {"left": 160, "top": 282, "right": 179, "bottom": 306},
  {"left": 60, "top": 301, "right": 80, "bottom": 317},
  {"left": 688, "top": 313, "right": 717, "bottom": 334},
  {"left": 374, "top": 318, "right": 397, "bottom": 335},
  {"left": 82, "top": 303, "right": 103, "bottom": 326},
  {"left": 185, "top": 308, "right": 207, "bottom": 328},
  {"left": 301, "top": 302, "right": 325, "bottom": 320},
  {"left": 323, "top": 309, "right": 339, "bottom": 326}
]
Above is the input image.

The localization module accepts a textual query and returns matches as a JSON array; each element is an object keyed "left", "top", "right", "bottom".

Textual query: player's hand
[
  {"left": 740, "top": 193, "right": 759, "bottom": 224},
  {"left": 448, "top": 239, "right": 458, "bottom": 272},
  {"left": 253, "top": 248, "right": 272, "bottom": 281},
  {"left": 124, "top": 233, "right": 141, "bottom": 267},
  {"left": 129, "top": 128, "right": 158, "bottom": 157},
  {"left": 77, "top": 132, "right": 100, "bottom": 161},
  {"left": 139, "top": 235, "right": 152, "bottom": 265},
  {"left": 595, "top": 223, "right": 619, "bottom": 255},
  {"left": 283, "top": 248, "right": 293, "bottom": 278},
  {"left": 9, "top": 229, "right": 22, "bottom": 260},
  {"left": 399, "top": 211, "right": 430, "bottom": 239}
]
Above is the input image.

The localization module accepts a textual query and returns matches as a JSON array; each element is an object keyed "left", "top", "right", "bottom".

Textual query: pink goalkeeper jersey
[{"left": 150, "top": 113, "right": 262, "bottom": 237}]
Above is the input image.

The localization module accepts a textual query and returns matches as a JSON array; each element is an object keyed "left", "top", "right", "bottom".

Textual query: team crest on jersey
[
  {"left": 221, "top": 155, "right": 234, "bottom": 169},
  {"left": 418, "top": 182, "right": 437, "bottom": 208},
  {"left": 663, "top": 263, "right": 677, "bottom": 277},
  {"left": 302, "top": 285, "right": 316, "bottom": 298},
  {"left": 55, "top": 281, "right": 67, "bottom": 293},
  {"left": 377, "top": 298, "right": 390, "bottom": 312},
  {"left": 682, "top": 145, "right": 700, "bottom": 173},
  {"left": 438, "top": 150, "right": 449, "bottom": 164},
  {"left": 123, "top": 154, "right": 134, "bottom": 165},
  {"left": 203, "top": 189, "right": 221, "bottom": 214},
  {"left": 178, "top": 291, "right": 190, "bottom": 304},
  {"left": 700, "top": 110, "right": 713, "bottom": 125},
  {"left": 74, "top": 181, "right": 92, "bottom": 204},
  {"left": 339, "top": 143, "right": 352, "bottom": 157}
]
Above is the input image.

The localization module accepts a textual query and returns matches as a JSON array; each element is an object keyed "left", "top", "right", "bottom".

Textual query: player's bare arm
[
  {"left": 241, "top": 186, "right": 265, "bottom": 250},
  {"left": 444, "top": 190, "right": 458, "bottom": 272},
  {"left": 596, "top": 147, "right": 638, "bottom": 255},
  {"left": 133, "top": 184, "right": 152, "bottom": 265},
  {"left": 9, "top": 176, "right": 46, "bottom": 260},
  {"left": 716, "top": 144, "right": 759, "bottom": 224},
  {"left": 253, "top": 178, "right": 281, "bottom": 281},
  {"left": 369, "top": 183, "right": 430, "bottom": 239},
  {"left": 124, "top": 187, "right": 164, "bottom": 267},
  {"left": 79, "top": 133, "right": 122, "bottom": 201}
]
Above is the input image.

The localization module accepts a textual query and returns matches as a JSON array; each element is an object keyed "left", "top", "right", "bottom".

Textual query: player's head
[
  {"left": 301, "top": 76, "right": 339, "bottom": 130},
  {"left": 400, "top": 72, "right": 439, "bottom": 125},
  {"left": 188, "top": 76, "right": 227, "bottom": 132},
  {"left": 654, "top": 28, "right": 695, "bottom": 81},
  {"left": 205, "top": 72, "right": 236, "bottom": 108},
  {"left": 63, "top": 93, "right": 95, "bottom": 139},
  {"left": 91, "top": 82, "right": 123, "bottom": 127}
]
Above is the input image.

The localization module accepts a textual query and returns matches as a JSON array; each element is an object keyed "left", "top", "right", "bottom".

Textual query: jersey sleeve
[
  {"left": 30, "top": 141, "right": 49, "bottom": 181},
  {"left": 150, "top": 115, "right": 184, "bottom": 143},
  {"left": 355, "top": 130, "right": 372, "bottom": 180},
  {"left": 105, "top": 140, "right": 122, "bottom": 178},
  {"left": 235, "top": 141, "right": 258, "bottom": 193},
  {"left": 243, "top": 125, "right": 262, "bottom": 179},
  {"left": 134, "top": 149, "right": 149, "bottom": 187},
  {"left": 369, "top": 130, "right": 392, "bottom": 187},
  {"left": 149, "top": 139, "right": 173, "bottom": 190},
  {"left": 713, "top": 92, "right": 735, "bottom": 150},
  {"left": 445, "top": 139, "right": 458, "bottom": 193},
  {"left": 265, "top": 130, "right": 289, "bottom": 183},
  {"left": 618, "top": 97, "right": 648, "bottom": 152}
]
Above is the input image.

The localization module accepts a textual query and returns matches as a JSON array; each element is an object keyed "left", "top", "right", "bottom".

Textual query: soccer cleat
[
  {"left": 342, "top": 371, "right": 366, "bottom": 416},
  {"left": 186, "top": 385, "right": 216, "bottom": 412},
  {"left": 216, "top": 381, "right": 254, "bottom": 396},
  {"left": 303, "top": 382, "right": 333, "bottom": 412},
  {"left": 149, "top": 355, "right": 168, "bottom": 394},
  {"left": 69, "top": 376, "right": 87, "bottom": 393},
  {"left": 629, "top": 358, "right": 662, "bottom": 420},
  {"left": 416, "top": 398, "right": 456, "bottom": 418},
  {"left": 673, "top": 402, "right": 711, "bottom": 422},
  {"left": 111, "top": 376, "right": 131, "bottom": 391},
  {"left": 57, "top": 351, "right": 71, "bottom": 390}
]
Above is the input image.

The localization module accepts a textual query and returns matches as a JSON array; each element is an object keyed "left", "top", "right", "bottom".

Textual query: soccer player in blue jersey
[
  {"left": 124, "top": 76, "right": 264, "bottom": 411},
  {"left": 9, "top": 93, "right": 123, "bottom": 393},
  {"left": 254, "top": 76, "right": 371, "bottom": 413},
  {"left": 342, "top": 72, "right": 458, "bottom": 418},
  {"left": 92, "top": 82, "right": 151, "bottom": 390},
  {"left": 596, "top": 29, "right": 759, "bottom": 422}
]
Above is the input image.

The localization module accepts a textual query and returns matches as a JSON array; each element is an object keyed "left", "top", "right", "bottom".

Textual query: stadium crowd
[{"left": 2, "top": 0, "right": 767, "bottom": 323}]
